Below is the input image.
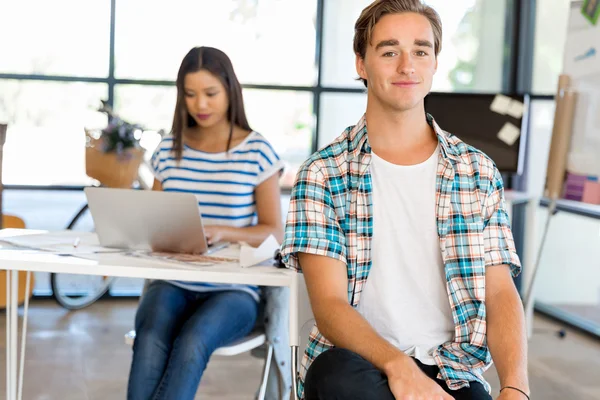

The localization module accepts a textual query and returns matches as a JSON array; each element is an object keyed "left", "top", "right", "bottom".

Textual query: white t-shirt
[{"left": 357, "top": 145, "right": 455, "bottom": 365}]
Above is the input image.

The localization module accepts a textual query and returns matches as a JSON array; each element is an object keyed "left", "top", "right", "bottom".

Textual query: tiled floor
[{"left": 0, "top": 299, "right": 599, "bottom": 400}]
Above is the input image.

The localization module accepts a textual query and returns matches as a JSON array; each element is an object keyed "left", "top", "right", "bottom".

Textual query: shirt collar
[{"left": 348, "top": 113, "right": 461, "bottom": 163}]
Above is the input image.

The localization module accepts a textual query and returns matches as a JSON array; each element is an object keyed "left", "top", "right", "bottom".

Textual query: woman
[{"left": 127, "top": 46, "right": 284, "bottom": 400}]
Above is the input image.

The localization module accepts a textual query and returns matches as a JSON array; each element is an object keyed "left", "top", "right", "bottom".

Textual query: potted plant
[{"left": 85, "top": 101, "right": 145, "bottom": 188}]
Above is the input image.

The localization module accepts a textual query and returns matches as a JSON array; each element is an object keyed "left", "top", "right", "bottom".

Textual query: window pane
[
  {"left": 115, "top": 0, "right": 317, "bottom": 85},
  {"left": 525, "top": 100, "right": 555, "bottom": 197},
  {"left": 318, "top": 93, "right": 366, "bottom": 149},
  {"left": 0, "top": 0, "right": 110, "bottom": 77},
  {"left": 532, "top": 0, "right": 572, "bottom": 94},
  {"left": 0, "top": 80, "right": 107, "bottom": 185},
  {"left": 243, "top": 90, "right": 313, "bottom": 188},
  {"left": 320, "top": 0, "right": 372, "bottom": 88},
  {"left": 321, "top": 0, "right": 508, "bottom": 92},
  {"left": 114, "top": 85, "right": 177, "bottom": 133}
]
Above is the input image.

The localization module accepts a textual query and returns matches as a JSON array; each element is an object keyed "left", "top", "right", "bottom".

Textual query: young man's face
[{"left": 356, "top": 12, "right": 438, "bottom": 113}]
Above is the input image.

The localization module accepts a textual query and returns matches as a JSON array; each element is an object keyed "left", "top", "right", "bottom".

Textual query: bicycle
[{"left": 51, "top": 102, "right": 159, "bottom": 310}]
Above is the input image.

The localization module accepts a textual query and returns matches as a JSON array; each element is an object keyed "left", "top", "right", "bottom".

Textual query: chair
[
  {"left": 292, "top": 272, "right": 315, "bottom": 400},
  {"left": 125, "top": 273, "right": 314, "bottom": 400},
  {"left": 0, "top": 215, "right": 35, "bottom": 400},
  {"left": 125, "top": 277, "right": 275, "bottom": 398},
  {"left": 125, "top": 327, "right": 273, "bottom": 399}
]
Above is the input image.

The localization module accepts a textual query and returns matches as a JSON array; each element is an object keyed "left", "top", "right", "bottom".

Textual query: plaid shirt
[{"left": 281, "top": 114, "right": 521, "bottom": 399}]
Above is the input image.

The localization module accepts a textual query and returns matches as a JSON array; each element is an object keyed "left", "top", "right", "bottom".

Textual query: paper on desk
[
  {"left": 240, "top": 235, "right": 280, "bottom": 268},
  {"left": 40, "top": 244, "right": 125, "bottom": 255},
  {"left": 0, "top": 231, "right": 97, "bottom": 248},
  {"left": 0, "top": 232, "right": 122, "bottom": 255},
  {"left": 124, "top": 250, "right": 238, "bottom": 268}
]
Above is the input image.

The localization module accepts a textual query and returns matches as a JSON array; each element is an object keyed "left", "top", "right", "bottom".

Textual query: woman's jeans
[{"left": 127, "top": 280, "right": 258, "bottom": 400}]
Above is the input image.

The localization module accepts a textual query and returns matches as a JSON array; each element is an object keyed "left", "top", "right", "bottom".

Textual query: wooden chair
[{"left": 0, "top": 215, "right": 34, "bottom": 309}]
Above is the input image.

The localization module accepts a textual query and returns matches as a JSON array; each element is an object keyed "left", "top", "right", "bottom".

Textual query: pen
[{"left": 73, "top": 237, "right": 81, "bottom": 248}]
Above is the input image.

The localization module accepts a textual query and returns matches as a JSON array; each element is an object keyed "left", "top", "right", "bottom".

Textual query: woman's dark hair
[{"left": 171, "top": 46, "right": 251, "bottom": 160}]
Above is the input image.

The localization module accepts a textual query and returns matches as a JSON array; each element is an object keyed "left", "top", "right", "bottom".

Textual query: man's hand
[{"left": 385, "top": 357, "right": 453, "bottom": 400}]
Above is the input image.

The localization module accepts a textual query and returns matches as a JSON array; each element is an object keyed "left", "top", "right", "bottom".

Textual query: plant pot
[{"left": 85, "top": 134, "right": 144, "bottom": 188}]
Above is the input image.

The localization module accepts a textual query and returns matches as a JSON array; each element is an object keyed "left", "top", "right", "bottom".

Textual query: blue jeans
[{"left": 127, "top": 280, "right": 258, "bottom": 400}]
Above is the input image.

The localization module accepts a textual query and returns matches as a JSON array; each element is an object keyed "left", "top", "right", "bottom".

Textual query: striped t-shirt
[{"left": 151, "top": 131, "right": 284, "bottom": 301}]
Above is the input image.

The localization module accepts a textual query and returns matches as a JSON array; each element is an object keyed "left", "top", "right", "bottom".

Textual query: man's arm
[
  {"left": 299, "top": 252, "right": 452, "bottom": 399},
  {"left": 298, "top": 252, "right": 406, "bottom": 370},
  {"left": 480, "top": 164, "right": 529, "bottom": 399},
  {"left": 486, "top": 265, "right": 530, "bottom": 399}
]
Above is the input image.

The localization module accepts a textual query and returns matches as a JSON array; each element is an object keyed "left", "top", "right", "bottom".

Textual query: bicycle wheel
[
  {"left": 67, "top": 203, "right": 88, "bottom": 230},
  {"left": 50, "top": 273, "right": 116, "bottom": 310}
]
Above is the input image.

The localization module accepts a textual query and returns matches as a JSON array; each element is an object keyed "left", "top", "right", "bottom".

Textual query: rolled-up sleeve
[
  {"left": 482, "top": 167, "right": 522, "bottom": 277},
  {"left": 281, "top": 161, "right": 346, "bottom": 272}
]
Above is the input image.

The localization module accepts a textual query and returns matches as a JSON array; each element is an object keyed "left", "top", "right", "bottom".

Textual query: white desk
[{"left": 0, "top": 230, "right": 300, "bottom": 400}]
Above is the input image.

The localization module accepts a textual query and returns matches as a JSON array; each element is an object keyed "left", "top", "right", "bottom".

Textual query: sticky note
[
  {"left": 497, "top": 122, "right": 521, "bottom": 146},
  {"left": 490, "top": 94, "right": 512, "bottom": 115},
  {"left": 507, "top": 100, "right": 525, "bottom": 119}
]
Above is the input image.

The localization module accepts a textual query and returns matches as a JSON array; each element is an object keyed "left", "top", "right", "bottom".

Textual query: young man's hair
[{"left": 353, "top": 0, "right": 443, "bottom": 87}]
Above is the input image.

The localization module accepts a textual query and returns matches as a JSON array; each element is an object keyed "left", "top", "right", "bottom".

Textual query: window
[
  {"left": 320, "top": 0, "right": 373, "bottom": 88},
  {"left": 0, "top": 80, "right": 107, "bottom": 185},
  {"left": 114, "top": 85, "right": 177, "bottom": 133},
  {"left": 0, "top": 0, "right": 522, "bottom": 190},
  {"left": 114, "top": 0, "right": 317, "bottom": 85},
  {"left": 318, "top": 93, "right": 366, "bottom": 149},
  {"left": 532, "top": 0, "right": 572, "bottom": 94},
  {"left": 0, "top": 0, "right": 110, "bottom": 77},
  {"left": 243, "top": 89, "right": 313, "bottom": 187}
]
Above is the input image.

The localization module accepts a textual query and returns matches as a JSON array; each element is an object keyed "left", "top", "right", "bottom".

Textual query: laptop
[{"left": 84, "top": 187, "right": 224, "bottom": 254}]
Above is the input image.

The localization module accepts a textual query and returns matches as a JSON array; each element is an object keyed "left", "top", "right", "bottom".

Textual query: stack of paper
[{"left": 239, "top": 235, "right": 280, "bottom": 268}]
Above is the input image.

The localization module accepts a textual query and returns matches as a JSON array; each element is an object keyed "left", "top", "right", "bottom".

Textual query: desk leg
[
  {"left": 5, "top": 270, "right": 18, "bottom": 400},
  {"left": 288, "top": 273, "right": 299, "bottom": 400},
  {"left": 10, "top": 270, "right": 18, "bottom": 400},
  {"left": 6, "top": 270, "right": 11, "bottom": 400},
  {"left": 17, "top": 271, "right": 31, "bottom": 400},
  {"left": 291, "top": 346, "right": 298, "bottom": 400}
]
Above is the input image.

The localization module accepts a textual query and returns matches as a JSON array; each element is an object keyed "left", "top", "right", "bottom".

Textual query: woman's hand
[{"left": 203, "top": 225, "right": 226, "bottom": 245}]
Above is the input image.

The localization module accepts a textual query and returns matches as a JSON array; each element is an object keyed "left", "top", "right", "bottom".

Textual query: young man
[{"left": 281, "top": 1, "right": 530, "bottom": 399}]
